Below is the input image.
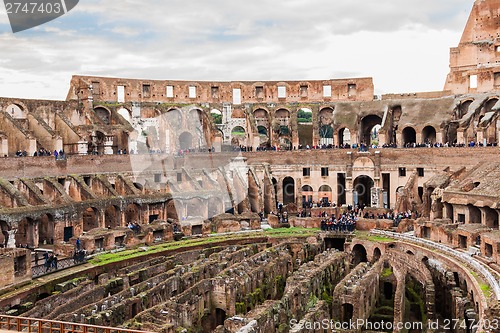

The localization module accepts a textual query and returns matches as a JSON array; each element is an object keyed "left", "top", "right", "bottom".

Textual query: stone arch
[
  {"left": 6, "top": 103, "right": 27, "bottom": 119},
  {"left": 353, "top": 175, "right": 375, "bottom": 207},
  {"left": 275, "top": 108, "right": 290, "bottom": 119},
  {"left": 117, "top": 107, "right": 131, "bottom": 123},
  {"left": 257, "top": 125, "right": 269, "bottom": 147},
  {"left": 83, "top": 207, "right": 99, "bottom": 232},
  {"left": 167, "top": 200, "right": 179, "bottom": 221},
  {"left": 341, "top": 303, "right": 354, "bottom": 322},
  {"left": 283, "top": 177, "right": 295, "bottom": 205},
  {"left": 338, "top": 127, "right": 351, "bottom": 146},
  {"left": 360, "top": 115, "right": 382, "bottom": 146},
  {"left": 210, "top": 109, "right": 222, "bottom": 125},
  {"left": 468, "top": 204, "right": 481, "bottom": 224},
  {"left": 15, "top": 217, "right": 35, "bottom": 247},
  {"left": 94, "top": 106, "right": 111, "bottom": 125},
  {"left": 105, "top": 205, "right": 121, "bottom": 229},
  {"left": 483, "top": 207, "right": 498, "bottom": 229},
  {"left": 253, "top": 108, "right": 269, "bottom": 120},
  {"left": 457, "top": 100, "right": 473, "bottom": 119},
  {"left": 318, "top": 184, "right": 333, "bottom": 203},
  {"left": 298, "top": 108, "right": 313, "bottom": 147},
  {"left": 231, "top": 126, "right": 246, "bottom": 146},
  {"left": 301, "top": 185, "right": 314, "bottom": 204},
  {"left": 319, "top": 107, "right": 334, "bottom": 125},
  {"left": 164, "top": 108, "right": 182, "bottom": 128},
  {"left": 352, "top": 244, "right": 368, "bottom": 266},
  {"left": 402, "top": 126, "right": 417, "bottom": 146},
  {"left": 125, "top": 203, "right": 141, "bottom": 225},
  {"left": 484, "top": 98, "right": 498, "bottom": 114},
  {"left": 38, "top": 214, "right": 54, "bottom": 246},
  {"left": 422, "top": 125, "right": 437, "bottom": 144},
  {"left": 373, "top": 247, "right": 382, "bottom": 262},
  {"left": 483, "top": 98, "right": 499, "bottom": 143},
  {"left": 353, "top": 156, "right": 375, "bottom": 169}
]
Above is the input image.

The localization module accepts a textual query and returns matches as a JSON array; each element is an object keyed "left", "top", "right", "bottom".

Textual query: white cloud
[{"left": 0, "top": 0, "right": 473, "bottom": 100}]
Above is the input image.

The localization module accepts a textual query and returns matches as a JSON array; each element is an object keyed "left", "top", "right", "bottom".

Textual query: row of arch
[{"left": 282, "top": 175, "right": 376, "bottom": 207}]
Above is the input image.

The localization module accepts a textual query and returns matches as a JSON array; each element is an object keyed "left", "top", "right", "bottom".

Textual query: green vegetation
[
  {"left": 356, "top": 231, "right": 394, "bottom": 243},
  {"left": 211, "top": 112, "right": 222, "bottom": 124},
  {"left": 297, "top": 109, "right": 312, "bottom": 123},
  {"left": 231, "top": 127, "right": 245, "bottom": 136},
  {"left": 480, "top": 283, "right": 491, "bottom": 297},
  {"left": 90, "top": 228, "right": 319, "bottom": 266},
  {"left": 264, "top": 227, "right": 320, "bottom": 237},
  {"left": 381, "top": 267, "right": 393, "bottom": 278},
  {"left": 306, "top": 294, "right": 319, "bottom": 311}
]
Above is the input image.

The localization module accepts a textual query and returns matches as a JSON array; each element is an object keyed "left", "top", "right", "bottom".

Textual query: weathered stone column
[{"left": 7, "top": 229, "right": 17, "bottom": 248}]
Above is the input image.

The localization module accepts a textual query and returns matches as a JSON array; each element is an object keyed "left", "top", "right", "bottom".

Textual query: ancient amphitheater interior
[{"left": 1, "top": 1, "right": 500, "bottom": 332}]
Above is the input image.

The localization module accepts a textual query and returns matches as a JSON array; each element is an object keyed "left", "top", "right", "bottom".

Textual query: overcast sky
[{"left": 0, "top": 0, "right": 473, "bottom": 100}]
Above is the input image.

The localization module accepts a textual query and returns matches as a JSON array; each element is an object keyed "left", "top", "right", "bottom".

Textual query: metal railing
[
  {"left": 32, "top": 257, "right": 87, "bottom": 278},
  {"left": 0, "top": 315, "right": 152, "bottom": 333},
  {"left": 371, "top": 229, "right": 500, "bottom": 300}
]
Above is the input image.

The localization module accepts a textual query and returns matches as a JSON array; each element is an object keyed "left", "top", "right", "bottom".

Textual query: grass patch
[
  {"left": 381, "top": 267, "right": 393, "bottom": 278},
  {"left": 356, "top": 231, "right": 394, "bottom": 243},
  {"left": 480, "top": 283, "right": 491, "bottom": 297},
  {"left": 90, "top": 228, "right": 320, "bottom": 266},
  {"left": 264, "top": 227, "right": 320, "bottom": 237}
]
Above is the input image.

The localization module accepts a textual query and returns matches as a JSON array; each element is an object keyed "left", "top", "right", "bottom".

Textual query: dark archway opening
[
  {"left": 352, "top": 244, "right": 368, "bottom": 266},
  {"left": 283, "top": 177, "right": 295, "bottom": 205},
  {"left": 0, "top": 220, "right": 9, "bottom": 247},
  {"left": 83, "top": 208, "right": 99, "bottom": 232},
  {"left": 325, "top": 237, "right": 345, "bottom": 251},
  {"left": 215, "top": 308, "right": 226, "bottom": 327},
  {"left": 402, "top": 127, "right": 417, "bottom": 146},
  {"left": 373, "top": 247, "right": 381, "bottom": 262},
  {"left": 360, "top": 115, "right": 382, "bottom": 146},
  {"left": 341, "top": 303, "right": 354, "bottom": 322},
  {"left": 105, "top": 206, "right": 120, "bottom": 229},
  {"left": 422, "top": 126, "right": 437, "bottom": 144},
  {"left": 353, "top": 175, "right": 374, "bottom": 207},
  {"left": 38, "top": 214, "right": 54, "bottom": 246}
]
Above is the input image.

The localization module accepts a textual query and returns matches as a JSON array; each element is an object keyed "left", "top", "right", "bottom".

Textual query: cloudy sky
[{"left": 0, "top": 0, "right": 473, "bottom": 100}]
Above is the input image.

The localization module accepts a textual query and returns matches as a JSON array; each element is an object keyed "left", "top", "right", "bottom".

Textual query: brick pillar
[
  {"left": 7, "top": 230, "right": 16, "bottom": 248},
  {"left": 457, "top": 130, "right": 465, "bottom": 145}
]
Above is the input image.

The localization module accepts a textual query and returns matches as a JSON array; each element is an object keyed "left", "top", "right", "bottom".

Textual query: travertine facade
[{"left": 0, "top": 1, "right": 499, "bottom": 332}]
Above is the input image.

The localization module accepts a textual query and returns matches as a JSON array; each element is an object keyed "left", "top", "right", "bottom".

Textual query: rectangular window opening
[
  {"left": 142, "top": 84, "right": 151, "bottom": 98},
  {"left": 399, "top": 167, "right": 406, "bottom": 177},
  {"left": 117, "top": 85, "right": 125, "bottom": 103},
  {"left": 92, "top": 82, "right": 100, "bottom": 95},
  {"left": 303, "top": 167, "right": 311, "bottom": 177},
  {"left": 469, "top": 75, "right": 478, "bottom": 89},
  {"left": 233, "top": 88, "right": 241, "bottom": 105},
  {"left": 321, "top": 167, "right": 329, "bottom": 177},
  {"left": 278, "top": 86, "right": 287, "bottom": 99},
  {"left": 348, "top": 84, "right": 357, "bottom": 97},
  {"left": 417, "top": 168, "right": 424, "bottom": 177},
  {"left": 166, "top": 86, "right": 174, "bottom": 98},
  {"left": 300, "top": 85, "right": 308, "bottom": 97},
  {"left": 211, "top": 86, "right": 219, "bottom": 99},
  {"left": 189, "top": 86, "right": 197, "bottom": 98},
  {"left": 256, "top": 86, "right": 264, "bottom": 98},
  {"left": 154, "top": 173, "right": 161, "bottom": 183},
  {"left": 323, "top": 85, "right": 332, "bottom": 98}
]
